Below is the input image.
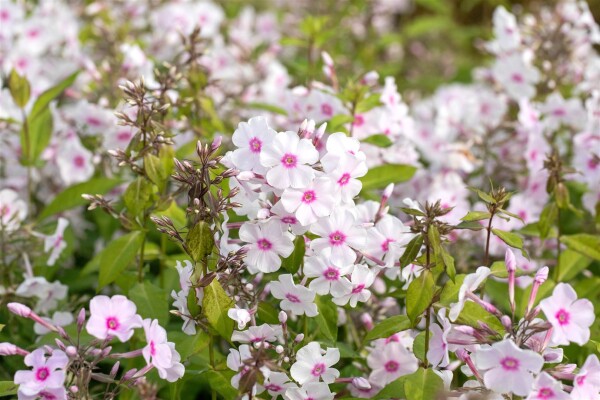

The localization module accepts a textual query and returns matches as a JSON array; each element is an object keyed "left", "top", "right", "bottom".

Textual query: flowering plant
[{"left": 1, "top": 0, "right": 599, "bottom": 399}]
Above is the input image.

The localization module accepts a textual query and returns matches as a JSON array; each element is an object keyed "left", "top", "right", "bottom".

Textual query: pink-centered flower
[
  {"left": 0, "top": 188, "right": 27, "bottom": 232},
  {"left": 263, "top": 370, "right": 298, "bottom": 398},
  {"left": 539, "top": 283, "right": 595, "bottom": 346},
  {"left": 14, "top": 348, "right": 68, "bottom": 400},
  {"left": 310, "top": 209, "right": 366, "bottom": 266},
  {"left": 332, "top": 265, "right": 375, "bottom": 308},
  {"left": 240, "top": 220, "right": 294, "bottom": 274},
  {"left": 427, "top": 309, "right": 451, "bottom": 368},
  {"left": 472, "top": 339, "right": 544, "bottom": 396},
  {"left": 367, "top": 341, "right": 419, "bottom": 387},
  {"left": 231, "top": 323, "right": 282, "bottom": 344},
  {"left": 290, "top": 342, "right": 340, "bottom": 385},
  {"left": 304, "top": 254, "right": 352, "bottom": 298},
  {"left": 42, "top": 218, "right": 69, "bottom": 266},
  {"left": 86, "top": 295, "right": 143, "bottom": 342},
  {"left": 284, "top": 382, "right": 335, "bottom": 400},
  {"left": 526, "top": 372, "right": 570, "bottom": 400},
  {"left": 321, "top": 153, "right": 367, "bottom": 204},
  {"left": 231, "top": 116, "right": 276, "bottom": 173},
  {"left": 365, "top": 215, "right": 412, "bottom": 268},
  {"left": 571, "top": 354, "right": 600, "bottom": 400},
  {"left": 260, "top": 130, "right": 319, "bottom": 189},
  {"left": 270, "top": 274, "right": 318, "bottom": 317},
  {"left": 280, "top": 177, "right": 337, "bottom": 226},
  {"left": 142, "top": 319, "right": 184, "bottom": 382},
  {"left": 449, "top": 266, "right": 491, "bottom": 321}
]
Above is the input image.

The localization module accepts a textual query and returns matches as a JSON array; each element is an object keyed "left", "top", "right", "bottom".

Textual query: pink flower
[
  {"left": 321, "top": 153, "right": 367, "bottom": 204},
  {"left": 142, "top": 319, "right": 185, "bottom": 382},
  {"left": 231, "top": 116, "right": 276, "bottom": 173},
  {"left": 310, "top": 209, "right": 366, "bottom": 266},
  {"left": 270, "top": 274, "right": 318, "bottom": 317},
  {"left": 304, "top": 254, "right": 352, "bottom": 298},
  {"left": 41, "top": 218, "right": 69, "bottom": 266},
  {"left": 472, "top": 339, "right": 544, "bottom": 396},
  {"left": 427, "top": 309, "right": 451, "bottom": 368},
  {"left": 284, "top": 382, "right": 334, "bottom": 400},
  {"left": 526, "top": 372, "right": 570, "bottom": 400},
  {"left": 571, "top": 354, "right": 600, "bottom": 400},
  {"left": 260, "top": 131, "right": 319, "bottom": 189},
  {"left": 240, "top": 220, "right": 294, "bottom": 274},
  {"left": 0, "top": 189, "right": 27, "bottom": 232},
  {"left": 14, "top": 348, "right": 68, "bottom": 400},
  {"left": 86, "top": 295, "right": 143, "bottom": 342},
  {"left": 280, "top": 177, "right": 337, "bottom": 226},
  {"left": 367, "top": 341, "right": 419, "bottom": 387},
  {"left": 365, "top": 215, "right": 412, "bottom": 268},
  {"left": 332, "top": 265, "right": 375, "bottom": 307},
  {"left": 539, "top": 283, "right": 595, "bottom": 346},
  {"left": 290, "top": 342, "right": 340, "bottom": 385},
  {"left": 231, "top": 323, "right": 282, "bottom": 344},
  {"left": 263, "top": 370, "right": 297, "bottom": 398},
  {"left": 449, "top": 266, "right": 491, "bottom": 321}
]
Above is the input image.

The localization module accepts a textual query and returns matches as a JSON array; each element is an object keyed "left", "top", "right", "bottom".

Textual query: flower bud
[
  {"left": 294, "top": 333, "right": 304, "bottom": 343},
  {"left": 360, "top": 313, "right": 373, "bottom": 331},
  {"left": 211, "top": 135, "right": 222, "bottom": 151},
  {"left": 7, "top": 302, "right": 31, "bottom": 317},
  {"left": 278, "top": 311, "right": 288, "bottom": 324},
  {"left": 535, "top": 266, "right": 549, "bottom": 283},
  {"left": 0, "top": 342, "right": 18, "bottom": 356},
  {"left": 501, "top": 315, "right": 512, "bottom": 332},
  {"left": 321, "top": 51, "right": 334, "bottom": 67},
  {"left": 382, "top": 183, "right": 394, "bottom": 201},
  {"left": 361, "top": 71, "right": 379, "bottom": 85},
  {"left": 77, "top": 308, "right": 86, "bottom": 331},
  {"left": 275, "top": 345, "right": 284, "bottom": 354},
  {"left": 283, "top": 356, "right": 290, "bottom": 363},
  {"left": 352, "top": 377, "right": 371, "bottom": 390},
  {"left": 66, "top": 346, "right": 77, "bottom": 357},
  {"left": 54, "top": 339, "right": 66, "bottom": 351},
  {"left": 110, "top": 361, "right": 121, "bottom": 378},
  {"left": 70, "top": 386, "right": 79, "bottom": 393},
  {"left": 505, "top": 249, "right": 516, "bottom": 272}
]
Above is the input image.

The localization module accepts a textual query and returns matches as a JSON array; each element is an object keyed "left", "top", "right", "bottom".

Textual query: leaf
[
  {"left": 461, "top": 211, "right": 491, "bottom": 222},
  {"left": 361, "top": 134, "right": 393, "bottom": 148},
  {"left": 29, "top": 71, "right": 79, "bottom": 120},
  {"left": 315, "top": 296, "right": 338, "bottom": 341},
  {"left": 557, "top": 249, "right": 593, "bottom": 281},
  {"left": 455, "top": 301, "right": 504, "bottom": 333},
  {"left": 38, "top": 178, "right": 122, "bottom": 221},
  {"left": 20, "top": 106, "right": 53, "bottom": 165},
  {"left": 360, "top": 164, "right": 417, "bottom": 191},
  {"left": 8, "top": 69, "right": 30, "bottom": 108},
  {"left": 403, "top": 368, "right": 444, "bottom": 400},
  {"left": 454, "top": 220, "right": 485, "bottom": 231},
  {"left": 400, "top": 235, "right": 423, "bottom": 268},
  {"left": 490, "top": 261, "right": 525, "bottom": 278},
  {"left": 469, "top": 187, "right": 495, "bottom": 204},
  {"left": 328, "top": 114, "right": 355, "bottom": 131},
  {"left": 441, "top": 247, "right": 456, "bottom": 282},
  {"left": 412, "top": 331, "right": 427, "bottom": 362},
  {"left": 129, "top": 281, "right": 169, "bottom": 325},
  {"left": 98, "top": 231, "right": 144, "bottom": 289},
  {"left": 365, "top": 315, "right": 411, "bottom": 342},
  {"left": 400, "top": 207, "right": 426, "bottom": 217},
  {"left": 123, "top": 177, "right": 154, "bottom": 217},
  {"left": 282, "top": 236, "right": 305, "bottom": 274},
  {"left": 186, "top": 221, "right": 214, "bottom": 262},
  {"left": 202, "top": 279, "right": 234, "bottom": 340},
  {"left": 257, "top": 302, "right": 280, "bottom": 324},
  {"left": 439, "top": 274, "right": 465, "bottom": 307},
  {"left": 406, "top": 271, "right": 435, "bottom": 325},
  {"left": 204, "top": 370, "right": 237, "bottom": 400},
  {"left": 374, "top": 376, "right": 407, "bottom": 399},
  {"left": 538, "top": 203, "right": 558, "bottom": 239},
  {"left": 144, "top": 153, "right": 167, "bottom": 190},
  {"left": 244, "top": 102, "right": 288, "bottom": 116},
  {"left": 560, "top": 234, "right": 600, "bottom": 261},
  {"left": 491, "top": 228, "right": 525, "bottom": 253},
  {"left": 0, "top": 381, "right": 18, "bottom": 397}
]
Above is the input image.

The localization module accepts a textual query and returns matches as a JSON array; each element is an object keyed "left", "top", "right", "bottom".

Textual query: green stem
[
  {"left": 553, "top": 206, "right": 562, "bottom": 282},
  {"left": 137, "top": 230, "right": 146, "bottom": 283},
  {"left": 21, "top": 109, "right": 33, "bottom": 209},
  {"left": 423, "top": 242, "right": 431, "bottom": 365}
]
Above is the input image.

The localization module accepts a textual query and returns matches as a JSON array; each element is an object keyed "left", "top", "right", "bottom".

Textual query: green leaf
[
  {"left": 441, "top": 247, "right": 456, "bottom": 282},
  {"left": 461, "top": 211, "right": 491, "bottom": 222},
  {"left": 356, "top": 93, "right": 383, "bottom": 113},
  {"left": 129, "top": 281, "right": 169, "bottom": 325},
  {"left": 8, "top": 69, "right": 30, "bottom": 108},
  {"left": 400, "top": 207, "right": 426, "bottom": 217},
  {"left": 29, "top": 71, "right": 79, "bottom": 120},
  {"left": 560, "top": 234, "right": 600, "bottom": 261},
  {"left": 328, "top": 114, "right": 354, "bottom": 131},
  {"left": 403, "top": 367, "right": 444, "bottom": 400},
  {"left": 282, "top": 236, "right": 305, "bottom": 274},
  {"left": 202, "top": 279, "right": 234, "bottom": 340},
  {"left": 244, "top": 102, "right": 288, "bottom": 116},
  {"left": 490, "top": 261, "right": 525, "bottom": 278},
  {"left": 538, "top": 203, "right": 558, "bottom": 240},
  {"left": 455, "top": 301, "right": 504, "bottom": 333},
  {"left": 361, "top": 134, "right": 393, "bottom": 148},
  {"left": 123, "top": 177, "right": 154, "bottom": 217},
  {"left": 491, "top": 228, "right": 524, "bottom": 251},
  {"left": 406, "top": 271, "right": 435, "bottom": 325},
  {"left": 364, "top": 315, "right": 411, "bottom": 342},
  {"left": 412, "top": 331, "right": 427, "bottom": 362},
  {"left": 557, "top": 249, "right": 593, "bottom": 281},
  {"left": 454, "top": 220, "right": 485, "bottom": 231},
  {"left": 469, "top": 187, "right": 495, "bottom": 204},
  {"left": 374, "top": 376, "right": 407, "bottom": 399},
  {"left": 257, "top": 301, "right": 280, "bottom": 324},
  {"left": 315, "top": 296, "right": 338, "bottom": 341},
  {"left": 20, "top": 106, "right": 53, "bottom": 165},
  {"left": 186, "top": 221, "right": 214, "bottom": 262},
  {"left": 439, "top": 274, "right": 465, "bottom": 306},
  {"left": 360, "top": 164, "right": 417, "bottom": 191},
  {"left": 0, "top": 381, "right": 18, "bottom": 397},
  {"left": 38, "top": 178, "right": 122, "bottom": 221},
  {"left": 400, "top": 235, "right": 423, "bottom": 268},
  {"left": 187, "top": 282, "right": 201, "bottom": 317},
  {"left": 144, "top": 153, "right": 167, "bottom": 190},
  {"left": 204, "top": 370, "right": 237, "bottom": 400},
  {"left": 98, "top": 231, "right": 144, "bottom": 289}
]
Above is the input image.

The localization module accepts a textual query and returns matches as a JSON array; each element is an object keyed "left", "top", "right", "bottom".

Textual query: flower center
[
  {"left": 500, "top": 357, "right": 519, "bottom": 371},
  {"left": 328, "top": 230, "right": 347, "bottom": 246},
  {"left": 324, "top": 267, "right": 340, "bottom": 281},
  {"left": 281, "top": 153, "right": 298, "bottom": 169},
  {"left": 381, "top": 238, "right": 395, "bottom": 252},
  {"left": 150, "top": 340, "right": 156, "bottom": 356},
  {"left": 552, "top": 108, "right": 566, "bottom": 117},
  {"left": 286, "top": 293, "right": 300, "bottom": 303},
  {"left": 353, "top": 114, "right": 365, "bottom": 127},
  {"left": 0, "top": 205, "right": 10, "bottom": 216},
  {"left": 257, "top": 238, "right": 272, "bottom": 251},
  {"left": 105, "top": 316, "right": 120, "bottom": 330},
  {"left": 352, "top": 284, "right": 365, "bottom": 294},
  {"left": 384, "top": 361, "right": 399, "bottom": 372},
  {"left": 337, "top": 173, "right": 351, "bottom": 187},
  {"left": 264, "top": 384, "right": 282, "bottom": 392},
  {"left": 321, "top": 103, "right": 333, "bottom": 116},
  {"left": 73, "top": 155, "right": 85, "bottom": 168},
  {"left": 311, "top": 362, "right": 326, "bottom": 376},
  {"left": 86, "top": 116, "right": 102, "bottom": 127},
  {"left": 249, "top": 137, "right": 262, "bottom": 153},
  {"left": 36, "top": 367, "right": 50, "bottom": 381},
  {"left": 302, "top": 190, "right": 317, "bottom": 204},
  {"left": 538, "top": 388, "right": 555, "bottom": 399},
  {"left": 555, "top": 309, "right": 570, "bottom": 326},
  {"left": 282, "top": 216, "right": 297, "bottom": 225},
  {"left": 511, "top": 73, "right": 524, "bottom": 83}
]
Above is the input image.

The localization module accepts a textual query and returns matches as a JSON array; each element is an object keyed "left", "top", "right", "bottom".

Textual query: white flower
[
  {"left": 364, "top": 215, "right": 412, "bottom": 268},
  {"left": 284, "top": 382, "right": 335, "bottom": 400},
  {"left": 449, "top": 266, "right": 491, "bottom": 321},
  {"left": 492, "top": 54, "right": 540, "bottom": 100},
  {"left": 280, "top": 177, "right": 337, "bottom": 226},
  {"left": 304, "top": 254, "right": 352, "bottom": 298},
  {"left": 41, "top": 218, "right": 69, "bottom": 266},
  {"left": 56, "top": 136, "right": 94, "bottom": 186},
  {"left": 34, "top": 312, "right": 73, "bottom": 336},
  {"left": 231, "top": 324, "right": 282, "bottom": 344},
  {"left": 332, "top": 265, "right": 375, "bottom": 307},
  {"left": 310, "top": 209, "right": 366, "bottom": 266},
  {"left": 228, "top": 306, "right": 252, "bottom": 330},
  {"left": 231, "top": 116, "right": 276, "bottom": 173},
  {"left": 240, "top": 220, "right": 294, "bottom": 274},
  {"left": 367, "top": 341, "right": 419, "bottom": 387},
  {"left": 263, "top": 370, "right": 298, "bottom": 399},
  {"left": 290, "top": 342, "right": 340, "bottom": 385},
  {"left": 526, "top": 372, "right": 570, "bottom": 400},
  {"left": 571, "top": 354, "right": 600, "bottom": 400},
  {"left": 0, "top": 189, "right": 27, "bottom": 232},
  {"left": 142, "top": 319, "right": 185, "bottom": 382},
  {"left": 270, "top": 274, "right": 318, "bottom": 317}
]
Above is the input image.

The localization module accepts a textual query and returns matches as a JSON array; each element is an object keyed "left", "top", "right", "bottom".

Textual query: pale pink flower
[
  {"left": 86, "top": 295, "right": 143, "bottom": 342},
  {"left": 240, "top": 220, "right": 294, "bottom": 274},
  {"left": 427, "top": 309, "right": 451, "bottom": 368},
  {"left": 271, "top": 201, "right": 309, "bottom": 235},
  {"left": 231, "top": 116, "right": 276, "bottom": 173},
  {"left": 449, "top": 266, "right": 491, "bottom": 321},
  {"left": 231, "top": 324, "right": 282, "bottom": 344},
  {"left": 142, "top": 319, "right": 184, "bottom": 382},
  {"left": 263, "top": 370, "right": 298, "bottom": 399},
  {"left": 526, "top": 372, "right": 570, "bottom": 400},
  {"left": 284, "top": 382, "right": 334, "bottom": 400},
  {"left": 14, "top": 349, "right": 68, "bottom": 400},
  {"left": 310, "top": 209, "right": 366, "bottom": 266},
  {"left": 56, "top": 136, "right": 95, "bottom": 186},
  {"left": 321, "top": 153, "right": 367, "bottom": 204},
  {"left": 332, "top": 265, "right": 375, "bottom": 307},
  {"left": 0, "top": 188, "right": 27, "bottom": 232},
  {"left": 260, "top": 131, "right": 319, "bottom": 189},
  {"left": 539, "top": 283, "right": 595, "bottom": 346},
  {"left": 42, "top": 218, "right": 69, "bottom": 266},
  {"left": 280, "top": 177, "right": 337, "bottom": 226},
  {"left": 365, "top": 215, "right": 412, "bottom": 268},
  {"left": 304, "top": 254, "right": 352, "bottom": 298},
  {"left": 270, "top": 274, "right": 318, "bottom": 317},
  {"left": 367, "top": 341, "right": 419, "bottom": 387},
  {"left": 227, "top": 344, "right": 254, "bottom": 390},
  {"left": 290, "top": 342, "right": 340, "bottom": 385},
  {"left": 228, "top": 306, "right": 252, "bottom": 330},
  {"left": 571, "top": 354, "right": 600, "bottom": 400},
  {"left": 492, "top": 54, "right": 540, "bottom": 100},
  {"left": 472, "top": 339, "right": 544, "bottom": 396}
]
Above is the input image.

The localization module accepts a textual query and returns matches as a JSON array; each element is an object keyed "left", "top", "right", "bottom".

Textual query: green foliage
[
  {"left": 8, "top": 69, "right": 30, "bottom": 108},
  {"left": 129, "top": 281, "right": 170, "bottom": 325},
  {"left": 364, "top": 315, "right": 411, "bottom": 342},
  {"left": 403, "top": 368, "right": 444, "bottom": 400},
  {"left": 360, "top": 164, "right": 417, "bottom": 191},
  {"left": 406, "top": 271, "right": 435, "bottom": 325},
  {"left": 316, "top": 296, "right": 338, "bottom": 341},
  {"left": 186, "top": 221, "right": 214, "bottom": 262},
  {"left": 202, "top": 279, "right": 235, "bottom": 341},
  {"left": 282, "top": 236, "right": 305, "bottom": 274},
  {"left": 98, "top": 231, "right": 144, "bottom": 289}
]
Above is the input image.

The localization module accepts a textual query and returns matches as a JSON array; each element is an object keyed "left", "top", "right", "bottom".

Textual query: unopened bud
[
  {"left": 361, "top": 71, "right": 379, "bottom": 85},
  {"left": 505, "top": 249, "right": 516, "bottom": 272},
  {"left": 0, "top": 343, "right": 18, "bottom": 356},
  {"left": 275, "top": 345, "right": 284, "bottom": 354},
  {"left": 211, "top": 135, "right": 222, "bottom": 151},
  {"left": 283, "top": 356, "right": 290, "bottom": 363},
  {"left": 55, "top": 339, "right": 66, "bottom": 351},
  {"left": 382, "top": 183, "right": 394, "bottom": 201},
  {"left": 70, "top": 386, "right": 79, "bottom": 393},
  {"left": 7, "top": 302, "right": 31, "bottom": 317},
  {"left": 278, "top": 311, "right": 288, "bottom": 324},
  {"left": 501, "top": 315, "right": 512, "bottom": 332},
  {"left": 352, "top": 377, "right": 371, "bottom": 390},
  {"left": 294, "top": 333, "right": 304, "bottom": 343},
  {"left": 123, "top": 368, "right": 138, "bottom": 381},
  {"left": 77, "top": 308, "right": 86, "bottom": 331},
  {"left": 321, "top": 51, "right": 334, "bottom": 67},
  {"left": 66, "top": 346, "right": 77, "bottom": 357},
  {"left": 110, "top": 361, "right": 120, "bottom": 378},
  {"left": 360, "top": 313, "right": 373, "bottom": 330},
  {"left": 535, "top": 267, "right": 549, "bottom": 283}
]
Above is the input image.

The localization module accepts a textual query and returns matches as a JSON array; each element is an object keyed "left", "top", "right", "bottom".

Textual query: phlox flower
[
  {"left": 492, "top": 54, "right": 540, "bottom": 100},
  {"left": 263, "top": 370, "right": 298, "bottom": 399},
  {"left": 0, "top": 188, "right": 27, "bottom": 232},
  {"left": 270, "top": 274, "right": 318, "bottom": 317},
  {"left": 231, "top": 116, "right": 276, "bottom": 173},
  {"left": 142, "top": 319, "right": 184, "bottom": 382},
  {"left": 539, "top": 282, "right": 595, "bottom": 346},
  {"left": 228, "top": 306, "right": 252, "bottom": 330},
  {"left": 332, "top": 265, "right": 375, "bottom": 307},
  {"left": 367, "top": 341, "right": 419, "bottom": 387},
  {"left": 290, "top": 342, "right": 340, "bottom": 385},
  {"left": 449, "top": 266, "right": 491, "bottom": 321},
  {"left": 271, "top": 201, "right": 309, "bottom": 235},
  {"left": 41, "top": 218, "right": 69, "bottom": 266},
  {"left": 427, "top": 309, "right": 451, "bottom": 368},
  {"left": 240, "top": 220, "right": 294, "bottom": 274},
  {"left": 526, "top": 372, "right": 570, "bottom": 400},
  {"left": 284, "top": 382, "right": 334, "bottom": 400},
  {"left": 175, "top": 260, "right": 194, "bottom": 296},
  {"left": 171, "top": 289, "right": 197, "bottom": 335},
  {"left": 16, "top": 277, "right": 68, "bottom": 314},
  {"left": 227, "top": 344, "right": 255, "bottom": 391},
  {"left": 472, "top": 339, "right": 544, "bottom": 396},
  {"left": 280, "top": 177, "right": 337, "bottom": 226},
  {"left": 86, "top": 295, "right": 143, "bottom": 342},
  {"left": 365, "top": 215, "right": 412, "bottom": 268},
  {"left": 231, "top": 323, "right": 282, "bottom": 344},
  {"left": 56, "top": 136, "right": 94, "bottom": 186},
  {"left": 34, "top": 311, "right": 73, "bottom": 336},
  {"left": 260, "top": 131, "right": 319, "bottom": 189},
  {"left": 304, "top": 254, "right": 352, "bottom": 297},
  {"left": 310, "top": 209, "right": 366, "bottom": 266},
  {"left": 14, "top": 348, "right": 68, "bottom": 400},
  {"left": 571, "top": 354, "right": 600, "bottom": 400}
]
